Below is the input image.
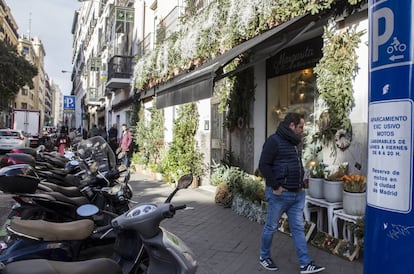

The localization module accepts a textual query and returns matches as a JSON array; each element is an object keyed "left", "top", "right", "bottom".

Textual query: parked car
[{"left": 0, "top": 129, "right": 30, "bottom": 153}]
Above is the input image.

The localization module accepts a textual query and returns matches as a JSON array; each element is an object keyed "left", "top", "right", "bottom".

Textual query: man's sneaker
[
  {"left": 259, "top": 257, "right": 278, "bottom": 271},
  {"left": 300, "top": 262, "right": 325, "bottom": 273}
]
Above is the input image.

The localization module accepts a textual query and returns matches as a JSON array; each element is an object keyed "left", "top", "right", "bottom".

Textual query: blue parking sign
[
  {"left": 366, "top": 1, "right": 414, "bottom": 273},
  {"left": 63, "top": 96, "right": 76, "bottom": 113},
  {"left": 370, "top": 0, "right": 412, "bottom": 72}
]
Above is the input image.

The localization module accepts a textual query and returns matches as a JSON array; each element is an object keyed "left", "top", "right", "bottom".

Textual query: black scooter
[{"left": 0, "top": 174, "right": 197, "bottom": 274}]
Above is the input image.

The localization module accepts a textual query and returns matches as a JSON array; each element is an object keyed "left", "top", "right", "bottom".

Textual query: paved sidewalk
[{"left": 129, "top": 171, "right": 364, "bottom": 274}]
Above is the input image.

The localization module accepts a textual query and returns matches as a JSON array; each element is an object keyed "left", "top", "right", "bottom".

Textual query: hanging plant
[
  {"left": 313, "top": 24, "right": 365, "bottom": 148},
  {"left": 133, "top": 0, "right": 366, "bottom": 91}
]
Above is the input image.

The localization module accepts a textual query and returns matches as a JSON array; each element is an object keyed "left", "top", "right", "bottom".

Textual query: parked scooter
[
  {"left": 0, "top": 174, "right": 197, "bottom": 274},
  {"left": 0, "top": 137, "right": 132, "bottom": 223}
]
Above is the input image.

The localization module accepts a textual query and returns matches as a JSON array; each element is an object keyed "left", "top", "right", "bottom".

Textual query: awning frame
[{"left": 154, "top": 13, "right": 328, "bottom": 108}]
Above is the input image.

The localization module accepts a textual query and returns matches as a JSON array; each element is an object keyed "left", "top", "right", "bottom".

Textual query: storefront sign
[
  {"left": 365, "top": 1, "right": 414, "bottom": 273},
  {"left": 266, "top": 36, "right": 322, "bottom": 78}
]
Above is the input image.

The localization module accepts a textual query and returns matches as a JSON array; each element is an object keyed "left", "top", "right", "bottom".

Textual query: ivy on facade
[{"left": 313, "top": 24, "right": 365, "bottom": 147}]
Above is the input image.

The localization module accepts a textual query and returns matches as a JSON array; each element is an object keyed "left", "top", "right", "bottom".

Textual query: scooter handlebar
[
  {"left": 163, "top": 204, "right": 187, "bottom": 219},
  {"left": 172, "top": 204, "right": 187, "bottom": 211}
]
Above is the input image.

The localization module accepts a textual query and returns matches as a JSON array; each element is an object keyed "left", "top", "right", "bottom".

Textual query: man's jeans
[{"left": 260, "top": 186, "right": 311, "bottom": 266}]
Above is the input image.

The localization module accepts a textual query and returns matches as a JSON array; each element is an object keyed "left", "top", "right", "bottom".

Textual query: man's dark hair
[{"left": 283, "top": 112, "right": 305, "bottom": 126}]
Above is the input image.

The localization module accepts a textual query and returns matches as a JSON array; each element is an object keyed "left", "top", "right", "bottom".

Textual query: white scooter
[{"left": 0, "top": 174, "right": 198, "bottom": 274}]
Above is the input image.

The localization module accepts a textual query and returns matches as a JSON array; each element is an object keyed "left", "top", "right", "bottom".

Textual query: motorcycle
[
  {"left": 0, "top": 137, "right": 132, "bottom": 222},
  {"left": 1, "top": 147, "right": 81, "bottom": 187},
  {"left": 0, "top": 174, "right": 197, "bottom": 274}
]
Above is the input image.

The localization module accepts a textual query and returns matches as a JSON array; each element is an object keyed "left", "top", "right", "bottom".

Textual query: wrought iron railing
[{"left": 107, "top": 55, "right": 133, "bottom": 80}]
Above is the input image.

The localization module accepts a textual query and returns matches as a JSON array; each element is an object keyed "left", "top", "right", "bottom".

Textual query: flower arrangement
[
  {"left": 309, "top": 163, "right": 325, "bottom": 178},
  {"left": 323, "top": 162, "right": 348, "bottom": 181},
  {"left": 341, "top": 173, "right": 367, "bottom": 193}
]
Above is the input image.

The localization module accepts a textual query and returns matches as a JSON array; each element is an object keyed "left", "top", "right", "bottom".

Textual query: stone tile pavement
[
  {"left": 129, "top": 171, "right": 364, "bottom": 274},
  {"left": 0, "top": 171, "right": 364, "bottom": 273}
]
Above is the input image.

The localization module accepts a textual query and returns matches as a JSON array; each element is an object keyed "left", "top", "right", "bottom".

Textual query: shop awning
[{"left": 155, "top": 13, "right": 324, "bottom": 109}]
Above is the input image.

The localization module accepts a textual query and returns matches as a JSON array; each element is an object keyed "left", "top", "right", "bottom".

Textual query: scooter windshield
[{"left": 76, "top": 136, "right": 116, "bottom": 173}]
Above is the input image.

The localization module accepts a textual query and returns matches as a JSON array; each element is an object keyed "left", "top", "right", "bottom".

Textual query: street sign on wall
[
  {"left": 63, "top": 96, "right": 76, "bottom": 113},
  {"left": 365, "top": 1, "right": 414, "bottom": 273}
]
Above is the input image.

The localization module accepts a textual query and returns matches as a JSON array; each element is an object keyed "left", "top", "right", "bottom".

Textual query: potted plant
[
  {"left": 323, "top": 163, "right": 348, "bottom": 203},
  {"left": 341, "top": 174, "right": 367, "bottom": 216},
  {"left": 308, "top": 162, "right": 325, "bottom": 199}
]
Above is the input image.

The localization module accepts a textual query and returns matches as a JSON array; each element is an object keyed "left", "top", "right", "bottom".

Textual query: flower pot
[
  {"left": 343, "top": 190, "right": 366, "bottom": 216},
  {"left": 323, "top": 180, "right": 343, "bottom": 202},
  {"left": 308, "top": 178, "right": 324, "bottom": 199}
]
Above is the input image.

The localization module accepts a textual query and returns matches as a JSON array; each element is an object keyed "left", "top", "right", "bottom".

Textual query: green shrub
[
  {"left": 161, "top": 103, "right": 204, "bottom": 182},
  {"left": 211, "top": 163, "right": 264, "bottom": 204}
]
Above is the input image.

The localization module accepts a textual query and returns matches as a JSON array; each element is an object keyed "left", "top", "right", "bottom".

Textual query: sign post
[
  {"left": 365, "top": 1, "right": 414, "bottom": 273},
  {"left": 63, "top": 95, "right": 76, "bottom": 127}
]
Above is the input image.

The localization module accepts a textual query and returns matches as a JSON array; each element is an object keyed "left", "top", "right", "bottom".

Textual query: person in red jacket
[
  {"left": 118, "top": 123, "right": 132, "bottom": 166},
  {"left": 56, "top": 127, "right": 71, "bottom": 155}
]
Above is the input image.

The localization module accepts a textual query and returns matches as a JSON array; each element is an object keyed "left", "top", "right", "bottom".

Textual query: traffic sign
[
  {"left": 365, "top": 1, "right": 414, "bottom": 273},
  {"left": 63, "top": 95, "right": 76, "bottom": 113},
  {"left": 370, "top": 1, "right": 412, "bottom": 72}
]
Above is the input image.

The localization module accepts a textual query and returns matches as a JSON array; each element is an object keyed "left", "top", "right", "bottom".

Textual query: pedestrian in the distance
[
  {"left": 56, "top": 127, "right": 71, "bottom": 155},
  {"left": 88, "top": 124, "right": 99, "bottom": 138},
  {"left": 258, "top": 112, "right": 325, "bottom": 274},
  {"left": 108, "top": 123, "right": 118, "bottom": 153},
  {"left": 118, "top": 123, "right": 132, "bottom": 167}
]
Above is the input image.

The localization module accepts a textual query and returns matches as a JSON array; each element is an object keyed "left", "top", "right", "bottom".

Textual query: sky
[{"left": 6, "top": 0, "right": 82, "bottom": 95}]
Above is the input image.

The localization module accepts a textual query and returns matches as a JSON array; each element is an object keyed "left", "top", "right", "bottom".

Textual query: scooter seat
[
  {"left": 46, "top": 191, "right": 89, "bottom": 206},
  {"left": 2, "top": 258, "right": 122, "bottom": 274},
  {"left": 8, "top": 219, "right": 94, "bottom": 241},
  {"left": 39, "top": 181, "right": 82, "bottom": 197}
]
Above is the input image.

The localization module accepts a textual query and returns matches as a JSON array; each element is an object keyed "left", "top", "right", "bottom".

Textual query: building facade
[
  {"left": 72, "top": 0, "right": 136, "bottom": 136},
  {"left": 72, "top": 0, "right": 369, "bottom": 183}
]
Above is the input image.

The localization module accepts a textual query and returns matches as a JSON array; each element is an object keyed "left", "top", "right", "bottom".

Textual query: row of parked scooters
[{"left": 0, "top": 136, "right": 198, "bottom": 274}]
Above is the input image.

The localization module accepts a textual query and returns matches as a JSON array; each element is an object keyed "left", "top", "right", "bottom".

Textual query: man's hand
[{"left": 272, "top": 186, "right": 286, "bottom": 195}]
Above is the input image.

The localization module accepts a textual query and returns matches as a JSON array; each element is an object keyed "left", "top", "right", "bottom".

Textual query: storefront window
[{"left": 266, "top": 68, "right": 316, "bottom": 136}]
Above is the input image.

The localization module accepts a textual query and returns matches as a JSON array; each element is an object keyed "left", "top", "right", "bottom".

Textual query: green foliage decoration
[
  {"left": 161, "top": 103, "right": 204, "bottom": 182},
  {"left": 224, "top": 66, "right": 255, "bottom": 130},
  {"left": 211, "top": 163, "right": 265, "bottom": 203},
  {"left": 134, "top": 0, "right": 366, "bottom": 93},
  {"left": 133, "top": 99, "right": 165, "bottom": 168},
  {"left": 313, "top": 24, "right": 365, "bottom": 146}
]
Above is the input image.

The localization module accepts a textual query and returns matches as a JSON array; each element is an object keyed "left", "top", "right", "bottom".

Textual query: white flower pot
[
  {"left": 343, "top": 190, "right": 366, "bottom": 216},
  {"left": 323, "top": 180, "right": 343, "bottom": 202},
  {"left": 308, "top": 178, "right": 324, "bottom": 199}
]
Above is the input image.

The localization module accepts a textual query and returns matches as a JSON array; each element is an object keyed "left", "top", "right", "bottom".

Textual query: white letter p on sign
[{"left": 373, "top": 7, "right": 394, "bottom": 62}]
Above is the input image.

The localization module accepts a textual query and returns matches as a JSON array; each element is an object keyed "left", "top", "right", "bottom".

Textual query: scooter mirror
[
  {"left": 177, "top": 174, "right": 193, "bottom": 189},
  {"left": 118, "top": 165, "right": 127, "bottom": 172},
  {"left": 77, "top": 204, "right": 99, "bottom": 217}
]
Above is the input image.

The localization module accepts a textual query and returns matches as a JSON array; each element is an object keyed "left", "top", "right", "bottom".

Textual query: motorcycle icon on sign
[{"left": 387, "top": 37, "right": 406, "bottom": 55}]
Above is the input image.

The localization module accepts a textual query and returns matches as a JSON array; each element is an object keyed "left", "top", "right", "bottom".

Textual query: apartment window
[
  {"left": 21, "top": 87, "right": 29, "bottom": 96},
  {"left": 21, "top": 103, "right": 28, "bottom": 109},
  {"left": 115, "top": 7, "right": 134, "bottom": 33},
  {"left": 21, "top": 46, "right": 30, "bottom": 56}
]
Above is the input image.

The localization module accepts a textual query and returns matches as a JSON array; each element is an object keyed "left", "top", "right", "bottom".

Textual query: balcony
[
  {"left": 106, "top": 55, "right": 133, "bottom": 90},
  {"left": 157, "top": 6, "right": 182, "bottom": 42},
  {"left": 85, "top": 86, "right": 104, "bottom": 105},
  {"left": 136, "top": 32, "right": 153, "bottom": 59}
]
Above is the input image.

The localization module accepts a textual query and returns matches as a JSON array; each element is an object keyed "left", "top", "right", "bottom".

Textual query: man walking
[{"left": 258, "top": 112, "right": 325, "bottom": 273}]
